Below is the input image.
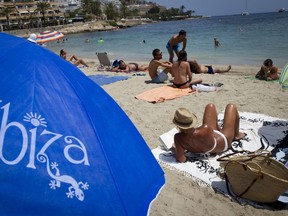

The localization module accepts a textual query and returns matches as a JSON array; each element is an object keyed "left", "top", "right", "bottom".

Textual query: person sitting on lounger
[
  {"left": 188, "top": 60, "right": 231, "bottom": 74},
  {"left": 172, "top": 51, "right": 202, "bottom": 89},
  {"left": 255, "top": 59, "right": 279, "bottom": 81},
  {"left": 148, "top": 48, "right": 173, "bottom": 83},
  {"left": 173, "top": 103, "right": 245, "bottom": 163},
  {"left": 60, "top": 49, "right": 89, "bottom": 67},
  {"left": 111, "top": 60, "right": 148, "bottom": 72}
]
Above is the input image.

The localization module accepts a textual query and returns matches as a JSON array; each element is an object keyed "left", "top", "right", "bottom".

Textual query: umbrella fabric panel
[
  {"left": 37, "top": 30, "right": 64, "bottom": 44},
  {"left": 0, "top": 33, "right": 165, "bottom": 216}
]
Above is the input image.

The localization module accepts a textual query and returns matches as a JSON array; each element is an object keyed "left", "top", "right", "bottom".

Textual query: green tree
[
  {"left": 120, "top": 3, "right": 130, "bottom": 18},
  {"left": 90, "top": 0, "right": 102, "bottom": 17},
  {"left": 82, "top": 0, "right": 102, "bottom": 18},
  {"left": 105, "top": 3, "right": 119, "bottom": 20},
  {"left": 180, "top": 5, "right": 185, "bottom": 14},
  {"left": 36, "top": 2, "right": 50, "bottom": 26},
  {"left": 0, "top": 6, "right": 16, "bottom": 30},
  {"left": 147, "top": 6, "right": 160, "bottom": 14}
]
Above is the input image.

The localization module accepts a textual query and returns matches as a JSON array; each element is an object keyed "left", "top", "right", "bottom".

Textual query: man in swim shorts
[
  {"left": 188, "top": 60, "right": 231, "bottom": 74},
  {"left": 172, "top": 103, "right": 245, "bottom": 163},
  {"left": 149, "top": 48, "right": 173, "bottom": 83},
  {"left": 166, "top": 30, "right": 187, "bottom": 63}
]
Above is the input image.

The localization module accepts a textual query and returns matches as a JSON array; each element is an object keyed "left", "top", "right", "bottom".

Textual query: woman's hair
[
  {"left": 178, "top": 50, "right": 187, "bottom": 63},
  {"left": 263, "top": 59, "right": 273, "bottom": 67},
  {"left": 60, "top": 49, "right": 65, "bottom": 56},
  {"left": 188, "top": 60, "right": 200, "bottom": 74},
  {"left": 118, "top": 60, "right": 126, "bottom": 69}
]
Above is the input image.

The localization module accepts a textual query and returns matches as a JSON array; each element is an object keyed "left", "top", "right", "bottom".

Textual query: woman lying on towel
[
  {"left": 111, "top": 60, "right": 148, "bottom": 73},
  {"left": 172, "top": 103, "right": 245, "bottom": 162}
]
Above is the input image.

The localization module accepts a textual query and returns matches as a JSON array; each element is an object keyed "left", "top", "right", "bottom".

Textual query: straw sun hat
[{"left": 173, "top": 108, "right": 198, "bottom": 129}]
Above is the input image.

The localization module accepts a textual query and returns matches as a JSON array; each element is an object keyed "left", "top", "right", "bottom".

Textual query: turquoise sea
[{"left": 47, "top": 12, "right": 288, "bottom": 67}]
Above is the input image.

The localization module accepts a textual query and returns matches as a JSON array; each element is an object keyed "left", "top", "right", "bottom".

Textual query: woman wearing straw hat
[{"left": 173, "top": 103, "right": 245, "bottom": 162}]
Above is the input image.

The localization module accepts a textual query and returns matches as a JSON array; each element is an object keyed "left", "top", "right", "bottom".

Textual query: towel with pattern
[{"left": 153, "top": 112, "right": 288, "bottom": 206}]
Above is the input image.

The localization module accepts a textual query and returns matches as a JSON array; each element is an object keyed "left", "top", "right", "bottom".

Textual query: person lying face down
[
  {"left": 111, "top": 60, "right": 148, "bottom": 72},
  {"left": 188, "top": 60, "right": 231, "bottom": 74},
  {"left": 173, "top": 103, "right": 245, "bottom": 163}
]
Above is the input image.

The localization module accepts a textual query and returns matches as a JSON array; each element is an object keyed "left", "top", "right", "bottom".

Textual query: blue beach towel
[{"left": 88, "top": 74, "right": 129, "bottom": 86}]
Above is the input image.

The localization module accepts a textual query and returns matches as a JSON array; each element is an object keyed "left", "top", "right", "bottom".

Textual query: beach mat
[
  {"left": 88, "top": 74, "right": 129, "bottom": 86},
  {"left": 135, "top": 85, "right": 195, "bottom": 103},
  {"left": 153, "top": 112, "right": 288, "bottom": 206}
]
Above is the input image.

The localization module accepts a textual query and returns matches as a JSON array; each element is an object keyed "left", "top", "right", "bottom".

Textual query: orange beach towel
[{"left": 135, "top": 85, "right": 196, "bottom": 103}]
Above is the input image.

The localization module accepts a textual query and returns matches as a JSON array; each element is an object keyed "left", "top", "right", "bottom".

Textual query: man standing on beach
[
  {"left": 148, "top": 49, "right": 173, "bottom": 83},
  {"left": 166, "top": 30, "right": 187, "bottom": 63}
]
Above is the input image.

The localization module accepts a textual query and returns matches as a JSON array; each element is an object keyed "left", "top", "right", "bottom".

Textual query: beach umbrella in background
[
  {"left": 36, "top": 30, "right": 64, "bottom": 44},
  {"left": 0, "top": 33, "right": 165, "bottom": 215}
]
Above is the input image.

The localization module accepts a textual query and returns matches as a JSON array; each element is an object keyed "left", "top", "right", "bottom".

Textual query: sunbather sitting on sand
[
  {"left": 189, "top": 60, "right": 231, "bottom": 74},
  {"left": 173, "top": 103, "right": 245, "bottom": 163},
  {"left": 111, "top": 60, "right": 148, "bottom": 72},
  {"left": 172, "top": 51, "right": 202, "bottom": 89},
  {"left": 148, "top": 48, "right": 173, "bottom": 83},
  {"left": 255, "top": 58, "right": 279, "bottom": 80},
  {"left": 60, "top": 49, "right": 89, "bottom": 67}
]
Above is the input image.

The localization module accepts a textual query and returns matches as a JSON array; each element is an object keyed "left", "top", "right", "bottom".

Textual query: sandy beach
[{"left": 79, "top": 59, "right": 288, "bottom": 216}]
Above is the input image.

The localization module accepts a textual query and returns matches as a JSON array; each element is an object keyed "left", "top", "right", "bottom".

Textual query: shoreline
[{"left": 4, "top": 19, "right": 154, "bottom": 38}]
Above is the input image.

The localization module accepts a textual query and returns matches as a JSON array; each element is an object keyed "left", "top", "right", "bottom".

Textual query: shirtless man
[
  {"left": 166, "top": 30, "right": 187, "bottom": 62},
  {"left": 148, "top": 48, "right": 173, "bottom": 83},
  {"left": 189, "top": 60, "right": 231, "bottom": 74},
  {"left": 112, "top": 60, "right": 148, "bottom": 72},
  {"left": 172, "top": 51, "right": 202, "bottom": 89},
  {"left": 60, "top": 49, "right": 89, "bottom": 67},
  {"left": 173, "top": 103, "right": 245, "bottom": 163}
]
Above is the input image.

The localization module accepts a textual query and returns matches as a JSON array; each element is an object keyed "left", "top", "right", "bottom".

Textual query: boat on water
[
  {"left": 242, "top": 0, "right": 249, "bottom": 15},
  {"left": 242, "top": 11, "right": 249, "bottom": 16},
  {"left": 278, "top": 8, "right": 286, "bottom": 13}
]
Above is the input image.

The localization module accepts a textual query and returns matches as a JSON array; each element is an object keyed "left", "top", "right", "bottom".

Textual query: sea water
[{"left": 46, "top": 12, "right": 288, "bottom": 67}]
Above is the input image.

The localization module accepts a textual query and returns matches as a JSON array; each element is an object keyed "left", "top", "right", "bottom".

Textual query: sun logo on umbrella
[{"left": 23, "top": 112, "right": 47, "bottom": 127}]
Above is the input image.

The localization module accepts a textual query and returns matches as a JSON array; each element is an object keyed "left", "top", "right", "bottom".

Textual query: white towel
[{"left": 153, "top": 112, "right": 288, "bottom": 204}]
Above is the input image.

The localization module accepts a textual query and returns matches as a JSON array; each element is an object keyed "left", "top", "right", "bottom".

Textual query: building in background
[{"left": 0, "top": 0, "right": 63, "bottom": 30}]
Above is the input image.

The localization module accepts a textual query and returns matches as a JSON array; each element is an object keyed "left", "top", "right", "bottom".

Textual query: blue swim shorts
[
  {"left": 151, "top": 71, "right": 168, "bottom": 83},
  {"left": 166, "top": 42, "right": 179, "bottom": 53}
]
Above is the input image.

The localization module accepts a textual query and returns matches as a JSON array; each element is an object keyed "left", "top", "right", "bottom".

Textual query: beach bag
[
  {"left": 217, "top": 150, "right": 288, "bottom": 203},
  {"left": 112, "top": 59, "right": 119, "bottom": 67}
]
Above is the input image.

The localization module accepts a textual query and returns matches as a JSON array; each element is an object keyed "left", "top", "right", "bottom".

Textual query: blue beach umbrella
[{"left": 0, "top": 33, "right": 164, "bottom": 215}]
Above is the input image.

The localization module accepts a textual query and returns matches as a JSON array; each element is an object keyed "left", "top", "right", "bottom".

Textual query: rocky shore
[{"left": 5, "top": 19, "right": 153, "bottom": 38}]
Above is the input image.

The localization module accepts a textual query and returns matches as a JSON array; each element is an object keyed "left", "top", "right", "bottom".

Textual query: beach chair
[
  {"left": 279, "top": 63, "right": 288, "bottom": 90},
  {"left": 96, "top": 52, "right": 113, "bottom": 70}
]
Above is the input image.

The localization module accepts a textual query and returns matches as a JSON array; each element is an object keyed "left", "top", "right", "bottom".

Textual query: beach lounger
[{"left": 96, "top": 52, "right": 113, "bottom": 70}]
